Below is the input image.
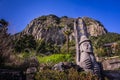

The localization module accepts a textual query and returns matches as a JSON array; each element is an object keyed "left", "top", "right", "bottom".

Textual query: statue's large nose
[{"left": 87, "top": 44, "right": 89, "bottom": 49}]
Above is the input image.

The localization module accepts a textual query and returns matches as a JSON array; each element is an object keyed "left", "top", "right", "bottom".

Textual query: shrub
[
  {"left": 35, "top": 68, "right": 101, "bottom": 80},
  {"left": 94, "top": 47, "right": 107, "bottom": 57},
  {"left": 35, "top": 69, "right": 67, "bottom": 80}
]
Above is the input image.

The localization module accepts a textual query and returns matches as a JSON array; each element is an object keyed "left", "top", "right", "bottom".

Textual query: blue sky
[{"left": 0, "top": 0, "right": 120, "bottom": 34}]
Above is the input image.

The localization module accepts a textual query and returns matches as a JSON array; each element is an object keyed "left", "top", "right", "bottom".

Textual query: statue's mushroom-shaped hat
[{"left": 79, "top": 35, "right": 90, "bottom": 45}]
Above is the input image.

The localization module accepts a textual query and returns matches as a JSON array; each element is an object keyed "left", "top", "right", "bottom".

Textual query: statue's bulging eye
[
  {"left": 83, "top": 43, "right": 89, "bottom": 47},
  {"left": 83, "top": 43, "right": 88, "bottom": 46}
]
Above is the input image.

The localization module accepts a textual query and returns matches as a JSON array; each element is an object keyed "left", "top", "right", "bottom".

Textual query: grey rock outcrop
[
  {"left": 52, "top": 62, "right": 81, "bottom": 71},
  {"left": 0, "top": 69, "right": 24, "bottom": 80},
  {"left": 103, "top": 70, "right": 120, "bottom": 80},
  {"left": 102, "top": 58, "right": 120, "bottom": 70},
  {"left": 82, "top": 17, "right": 107, "bottom": 36},
  {"left": 52, "top": 62, "right": 64, "bottom": 71},
  {"left": 22, "top": 14, "right": 107, "bottom": 45},
  {"left": 25, "top": 57, "right": 39, "bottom": 80}
]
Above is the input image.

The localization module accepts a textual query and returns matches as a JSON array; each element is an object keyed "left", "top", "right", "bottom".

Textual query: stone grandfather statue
[
  {"left": 79, "top": 35, "right": 101, "bottom": 75},
  {"left": 74, "top": 18, "right": 101, "bottom": 78}
]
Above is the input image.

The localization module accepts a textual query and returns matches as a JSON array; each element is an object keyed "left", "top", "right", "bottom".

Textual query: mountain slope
[{"left": 22, "top": 14, "right": 107, "bottom": 44}]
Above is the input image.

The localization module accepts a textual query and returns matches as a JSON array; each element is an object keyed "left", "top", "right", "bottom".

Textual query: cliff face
[
  {"left": 82, "top": 17, "right": 107, "bottom": 36},
  {"left": 22, "top": 14, "right": 107, "bottom": 44}
]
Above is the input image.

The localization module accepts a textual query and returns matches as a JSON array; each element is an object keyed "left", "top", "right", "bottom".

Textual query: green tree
[
  {"left": 36, "top": 39, "right": 60, "bottom": 54},
  {"left": 14, "top": 34, "right": 36, "bottom": 53},
  {"left": 0, "top": 19, "right": 11, "bottom": 64},
  {"left": 63, "top": 26, "right": 72, "bottom": 53},
  {"left": 0, "top": 19, "right": 8, "bottom": 27}
]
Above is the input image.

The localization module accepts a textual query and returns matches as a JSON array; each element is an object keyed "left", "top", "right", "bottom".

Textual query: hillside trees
[
  {"left": 36, "top": 39, "right": 61, "bottom": 54},
  {"left": 90, "top": 32, "right": 120, "bottom": 57},
  {"left": 13, "top": 34, "right": 37, "bottom": 53},
  {"left": 0, "top": 19, "right": 12, "bottom": 64},
  {"left": 63, "top": 26, "right": 72, "bottom": 53}
]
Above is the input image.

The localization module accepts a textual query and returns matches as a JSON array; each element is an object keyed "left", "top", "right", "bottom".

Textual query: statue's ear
[{"left": 80, "top": 46, "right": 84, "bottom": 52}]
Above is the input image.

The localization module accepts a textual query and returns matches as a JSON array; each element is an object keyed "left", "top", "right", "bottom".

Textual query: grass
[{"left": 37, "top": 53, "right": 73, "bottom": 64}]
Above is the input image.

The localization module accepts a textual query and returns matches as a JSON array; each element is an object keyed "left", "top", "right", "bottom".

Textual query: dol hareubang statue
[
  {"left": 74, "top": 18, "right": 101, "bottom": 77},
  {"left": 79, "top": 35, "right": 94, "bottom": 72},
  {"left": 79, "top": 35, "right": 101, "bottom": 75}
]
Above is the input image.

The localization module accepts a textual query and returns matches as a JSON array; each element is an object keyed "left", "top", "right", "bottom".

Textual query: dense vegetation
[
  {"left": 0, "top": 19, "right": 13, "bottom": 65},
  {"left": 13, "top": 32, "right": 120, "bottom": 58},
  {"left": 14, "top": 34, "right": 36, "bottom": 53},
  {"left": 35, "top": 68, "right": 103, "bottom": 80},
  {"left": 90, "top": 32, "right": 120, "bottom": 57}
]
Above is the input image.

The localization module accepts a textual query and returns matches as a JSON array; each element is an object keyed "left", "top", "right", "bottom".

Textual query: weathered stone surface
[
  {"left": 79, "top": 35, "right": 101, "bottom": 75},
  {"left": 82, "top": 17, "right": 107, "bottom": 36},
  {"left": 23, "top": 15, "right": 66, "bottom": 45},
  {"left": 102, "top": 58, "right": 120, "bottom": 70},
  {"left": 26, "top": 67, "right": 37, "bottom": 74},
  {"left": 0, "top": 69, "right": 24, "bottom": 80},
  {"left": 26, "top": 67, "right": 37, "bottom": 80},
  {"left": 52, "top": 62, "right": 81, "bottom": 71},
  {"left": 52, "top": 62, "right": 64, "bottom": 71},
  {"left": 103, "top": 70, "right": 120, "bottom": 80}
]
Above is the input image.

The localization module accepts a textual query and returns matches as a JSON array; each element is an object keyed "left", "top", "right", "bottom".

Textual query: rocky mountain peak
[{"left": 22, "top": 14, "right": 107, "bottom": 45}]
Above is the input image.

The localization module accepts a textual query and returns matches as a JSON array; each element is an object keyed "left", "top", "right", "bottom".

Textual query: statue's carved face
[{"left": 80, "top": 41, "right": 93, "bottom": 52}]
